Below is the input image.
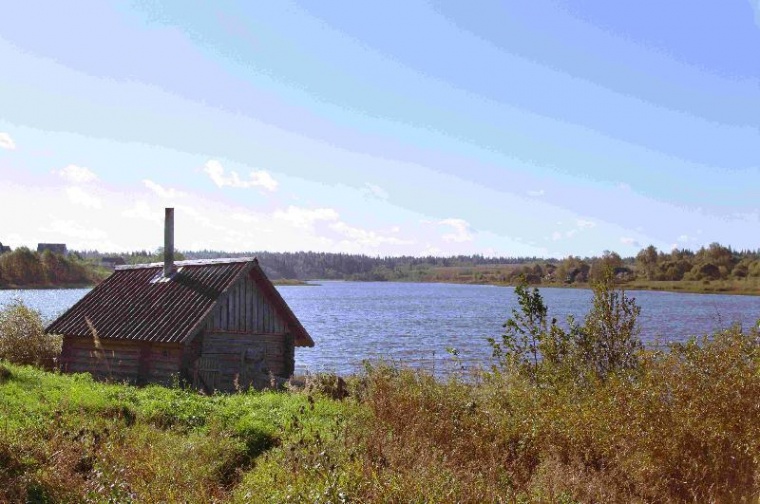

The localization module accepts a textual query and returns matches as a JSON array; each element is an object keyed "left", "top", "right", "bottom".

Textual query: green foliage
[
  {"left": 0, "top": 247, "right": 97, "bottom": 287},
  {"left": 488, "top": 282, "right": 571, "bottom": 384},
  {"left": 0, "top": 299, "right": 61, "bottom": 368},
  {"left": 0, "top": 363, "right": 345, "bottom": 503},
  {"left": 490, "top": 272, "right": 642, "bottom": 385},
  {"left": 573, "top": 270, "right": 642, "bottom": 380}
]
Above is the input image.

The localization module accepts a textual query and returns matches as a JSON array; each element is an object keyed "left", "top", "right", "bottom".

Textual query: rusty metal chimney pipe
[{"left": 164, "top": 208, "right": 174, "bottom": 277}]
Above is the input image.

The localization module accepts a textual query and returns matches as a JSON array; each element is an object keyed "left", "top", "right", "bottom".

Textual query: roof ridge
[{"left": 116, "top": 257, "right": 258, "bottom": 270}]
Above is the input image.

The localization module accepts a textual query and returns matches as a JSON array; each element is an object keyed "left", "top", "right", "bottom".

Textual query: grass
[
  {"left": 0, "top": 364, "right": 348, "bottom": 503},
  {"left": 2, "top": 325, "right": 758, "bottom": 504}
]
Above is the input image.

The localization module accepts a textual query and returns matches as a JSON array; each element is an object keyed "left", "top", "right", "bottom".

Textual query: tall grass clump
[{"left": 0, "top": 299, "right": 61, "bottom": 369}]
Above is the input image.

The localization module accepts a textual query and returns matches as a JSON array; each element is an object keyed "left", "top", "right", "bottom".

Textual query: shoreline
[
  {"left": 345, "top": 277, "right": 760, "bottom": 296},
  {"left": 3, "top": 278, "right": 759, "bottom": 296},
  {"left": 0, "top": 283, "right": 95, "bottom": 290}
]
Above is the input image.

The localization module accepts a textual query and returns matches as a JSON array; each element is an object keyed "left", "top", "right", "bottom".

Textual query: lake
[{"left": 2, "top": 282, "right": 759, "bottom": 376}]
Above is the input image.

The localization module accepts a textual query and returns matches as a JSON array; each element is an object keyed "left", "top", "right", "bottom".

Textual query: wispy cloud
[
  {"left": 203, "top": 160, "right": 278, "bottom": 191},
  {"left": 620, "top": 237, "right": 641, "bottom": 248},
  {"left": 576, "top": 219, "right": 596, "bottom": 229},
  {"left": 273, "top": 206, "right": 340, "bottom": 229},
  {"left": 45, "top": 219, "right": 108, "bottom": 240},
  {"left": 65, "top": 186, "right": 101, "bottom": 208},
  {"left": 122, "top": 201, "right": 162, "bottom": 223},
  {"left": 527, "top": 189, "right": 545, "bottom": 197},
  {"left": 362, "top": 182, "right": 389, "bottom": 200},
  {"left": 438, "top": 218, "right": 474, "bottom": 243},
  {"left": 57, "top": 165, "right": 97, "bottom": 184},
  {"left": 677, "top": 234, "right": 691, "bottom": 243},
  {"left": 230, "top": 212, "right": 262, "bottom": 224},
  {"left": 143, "top": 179, "right": 184, "bottom": 199},
  {"left": 0, "top": 132, "right": 16, "bottom": 150},
  {"left": 329, "top": 221, "right": 412, "bottom": 248}
]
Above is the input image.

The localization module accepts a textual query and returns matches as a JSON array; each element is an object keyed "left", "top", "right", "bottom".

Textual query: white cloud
[
  {"left": 551, "top": 231, "right": 562, "bottom": 241},
  {"left": 203, "top": 159, "right": 278, "bottom": 191},
  {"left": 143, "top": 179, "right": 184, "bottom": 199},
  {"left": 527, "top": 189, "right": 545, "bottom": 197},
  {"left": 231, "top": 212, "right": 262, "bottom": 224},
  {"left": 0, "top": 132, "right": 16, "bottom": 150},
  {"left": 57, "top": 165, "right": 98, "bottom": 184},
  {"left": 438, "top": 218, "right": 474, "bottom": 243},
  {"left": 123, "top": 201, "right": 162, "bottom": 223},
  {"left": 677, "top": 234, "right": 691, "bottom": 243},
  {"left": 45, "top": 219, "right": 108, "bottom": 241},
  {"left": 565, "top": 229, "right": 578, "bottom": 238},
  {"left": 576, "top": 219, "right": 596, "bottom": 229},
  {"left": 620, "top": 237, "right": 641, "bottom": 248},
  {"left": 421, "top": 245, "right": 443, "bottom": 256},
  {"left": 273, "top": 206, "right": 340, "bottom": 229},
  {"left": 65, "top": 186, "right": 101, "bottom": 208},
  {"left": 362, "top": 183, "right": 389, "bottom": 200},
  {"left": 329, "top": 221, "right": 412, "bottom": 248}
]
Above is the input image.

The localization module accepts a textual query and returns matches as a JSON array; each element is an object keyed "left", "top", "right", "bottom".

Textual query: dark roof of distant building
[
  {"left": 101, "top": 256, "right": 126, "bottom": 264},
  {"left": 37, "top": 243, "right": 67, "bottom": 254},
  {"left": 46, "top": 257, "right": 314, "bottom": 347}
]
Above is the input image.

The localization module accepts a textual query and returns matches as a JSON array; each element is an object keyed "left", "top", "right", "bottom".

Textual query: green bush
[
  {"left": 574, "top": 270, "right": 642, "bottom": 380},
  {"left": 0, "top": 299, "right": 61, "bottom": 368},
  {"left": 489, "top": 270, "right": 642, "bottom": 386}
]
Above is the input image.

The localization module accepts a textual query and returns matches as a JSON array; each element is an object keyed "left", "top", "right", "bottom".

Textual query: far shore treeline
[{"left": 2, "top": 243, "right": 760, "bottom": 292}]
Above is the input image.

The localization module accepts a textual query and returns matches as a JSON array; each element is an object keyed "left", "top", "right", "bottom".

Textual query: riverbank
[
  {"left": 0, "top": 282, "right": 96, "bottom": 290},
  {"left": 0, "top": 278, "right": 313, "bottom": 290},
  {"left": 392, "top": 275, "right": 760, "bottom": 296},
  {"left": 2, "top": 326, "right": 758, "bottom": 504},
  {"left": 272, "top": 278, "right": 315, "bottom": 286}
]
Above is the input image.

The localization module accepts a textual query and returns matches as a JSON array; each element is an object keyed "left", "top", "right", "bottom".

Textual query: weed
[{"left": 0, "top": 299, "right": 61, "bottom": 369}]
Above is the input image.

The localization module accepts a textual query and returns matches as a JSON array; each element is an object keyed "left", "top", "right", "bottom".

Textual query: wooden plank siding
[
  {"left": 207, "top": 274, "right": 288, "bottom": 334},
  {"left": 200, "top": 332, "right": 293, "bottom": 391},
  {"left": 61, "top": 337, "right": 183, "bottom": 385},
  {"left": 191, "top": 274, "right": 296, "bottom": 391}
]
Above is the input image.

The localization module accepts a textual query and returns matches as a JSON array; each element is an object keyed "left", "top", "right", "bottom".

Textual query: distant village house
[
  {"left": 46, "top": 209, "right": 314, "bottom": 392},
  {"left": 0, "top": 242, "right": 10, "bottom": 254},
  {"left": 37, "top": 243, "right": 67, "bottom": 255}
]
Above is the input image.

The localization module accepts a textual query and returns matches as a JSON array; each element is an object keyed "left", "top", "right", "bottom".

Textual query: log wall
[
  {"left": 198, "top": 331, "right": 294, "bottom": 392},
  {"left": 61, "top": 337, "right": 183, "bottom": 385}
]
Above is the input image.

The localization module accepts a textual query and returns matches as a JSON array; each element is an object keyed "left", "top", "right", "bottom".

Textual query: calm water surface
[{"left": 2, "top": 282, "right": 759, "bottom": 376}]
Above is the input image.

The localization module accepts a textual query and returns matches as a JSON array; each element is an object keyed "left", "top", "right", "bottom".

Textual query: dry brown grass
[{"left": 341, "top": 325, "right": 760, "bottom": 503}]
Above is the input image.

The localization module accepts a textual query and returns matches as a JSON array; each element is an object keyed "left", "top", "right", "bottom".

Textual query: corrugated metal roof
[{"left": 46, "top": 258, "right": 314, "bottom": 347}]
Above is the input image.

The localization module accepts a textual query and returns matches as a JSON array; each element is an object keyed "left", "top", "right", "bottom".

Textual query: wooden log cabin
[{"left": 45, "top": 209, "right": 314, "bottom": 392}]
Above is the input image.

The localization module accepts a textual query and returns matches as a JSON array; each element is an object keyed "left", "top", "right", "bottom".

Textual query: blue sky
[{"left": 1, "top": 1, "right": 758, "bottom": 257}]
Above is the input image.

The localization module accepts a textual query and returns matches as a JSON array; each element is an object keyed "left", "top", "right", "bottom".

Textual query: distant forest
[{"left": 2, "top": 243, "right": 760, "bottom": 288}]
